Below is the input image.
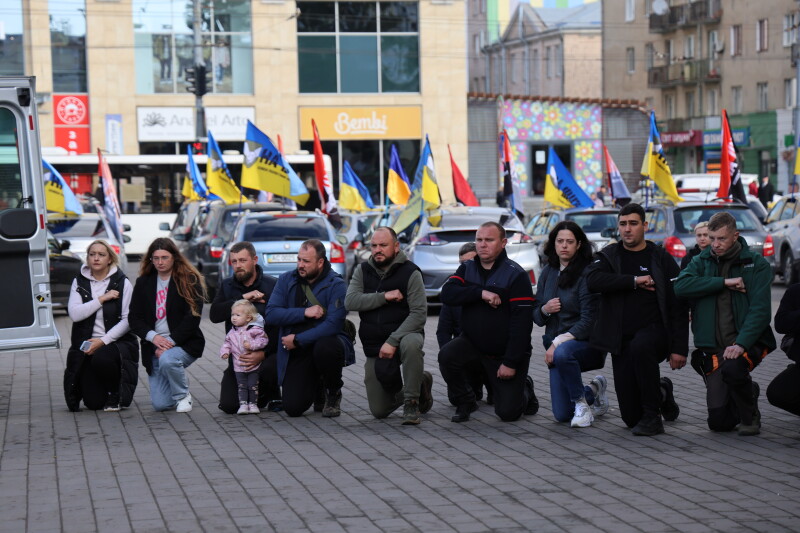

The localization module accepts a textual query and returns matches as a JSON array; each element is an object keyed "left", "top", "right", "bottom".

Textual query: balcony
[
  {"left": 649, "top": 0, "right": 722, "bottom": 33},
  {"left": 647, "top": 60, "right": 722, "bottom": 88}
]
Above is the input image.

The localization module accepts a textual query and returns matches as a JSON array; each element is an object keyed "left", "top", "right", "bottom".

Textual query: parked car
[
  {"left": 183, "top": 201, "right": 284, "bottom": 297},
  {"left": 525, "top": 206, "right": 620, "bottom": 262},
  {"left": 47, "top": 213, "right": 130, "bottom": 272},
  {"left": 403, "top": 206, "right": 540, "bottom": 303},
  {"left": 764, "top": 195, "right": 800, "bottom": 284},
  {"left": 643, "top": 201, "right": 775, "bottom": 267},
  {"left": 162, "top": 199, "right": 211, "bottom": 254},
  {"left": 47, "top": 231, "right": 82, "bottom": 310},
  {"left": 218, "top": 211, "right": 346, "bottom": 283},
  {"left": 121, "top": 212, "right": 176, "bottom": 261}
]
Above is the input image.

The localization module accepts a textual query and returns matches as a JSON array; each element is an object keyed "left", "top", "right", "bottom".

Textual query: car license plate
[{"left": 267, "top": 253, "right": 296, "bottom": 263}]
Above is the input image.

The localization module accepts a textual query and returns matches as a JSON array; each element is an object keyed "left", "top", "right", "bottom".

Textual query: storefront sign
[
  {"left": 702, "top": 128, "right": 749, "bottom": 148},
  {"left": 298, "top": 106, "right": 422, "bottom": 140},
  {"left": 54, "top": 94, "right": 91, "bottom": 154},
  {"left": 661, "top": 130, "right": 702, "bottom": 147},
  {"left": 137, "top": 107, "right": 195, "bottom": 141},
  {"left": 205, "top": 107, "right": 254, "bottom": 141},
  {"left": 105, "top": 114, "right": 124, "bottom": 155}
]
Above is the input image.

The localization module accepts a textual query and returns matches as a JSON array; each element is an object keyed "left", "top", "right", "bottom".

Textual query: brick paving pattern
[{"left": 0, "top": 286, "right": 798, "bottom": 532}]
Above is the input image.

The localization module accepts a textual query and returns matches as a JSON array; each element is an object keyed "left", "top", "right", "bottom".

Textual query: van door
[{"left": 0, "top": 77, "right": 60, "bottom": 352}]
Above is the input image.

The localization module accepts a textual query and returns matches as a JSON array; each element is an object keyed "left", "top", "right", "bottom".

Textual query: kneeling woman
[
  {"left": 65, "top": 240, "right": 139, "bottom": 411},
  {"left": 129, "top": 238, "right": 206, "bottom": 413},
  {"left": 533, "top": 221, "right": 608, "bottom": 427}
]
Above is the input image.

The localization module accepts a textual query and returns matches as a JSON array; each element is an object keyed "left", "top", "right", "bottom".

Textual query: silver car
[
  {"left": 765, "top": 195, "right": 800, "bottom": 284},
  {"left": 526, "top": 206, "right": 620, "bottom": 264},
  {"left": 404, "top": 206, "right": 540, "bottom": 303},
  {"left": 218, "top": 211, "right": 347, "bottom": 283},
  {"left": 47, "top": 213, "right": 129, "bottom": 272}
]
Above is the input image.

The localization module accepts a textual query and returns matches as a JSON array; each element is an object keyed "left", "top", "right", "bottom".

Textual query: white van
[{"left": 0, "top": 77, "right": 60, "bottom": 351}]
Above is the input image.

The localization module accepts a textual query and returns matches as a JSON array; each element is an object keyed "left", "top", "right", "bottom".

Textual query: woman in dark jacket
[
  {"left": 129, "top": 238, "right": 206, "bottom": 413},
  {"left": 533, "top": 221, "right": 607, "bottom": 427},
  {"left": 64, "top": 240, "right": 139, "bottom": 411},
  {"left": 766, "top": 282, "right": 800, "bottom": 417}
]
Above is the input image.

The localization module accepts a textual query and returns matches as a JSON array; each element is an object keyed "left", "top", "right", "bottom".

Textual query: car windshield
[
  {"left": 564, "top": 212, "right": 618, "bottom": 233},
  {"left": 243, "top": 217, "right": 329, "bottom": 241},
  {"left": 673, "top": 207, "right": 761, "bottom": 233},
  {"left": 219, "top": 210, "right": 249, "bottom": 241},
  {"left": 48, "top": 217, "right": 109, "bottom": 239}
]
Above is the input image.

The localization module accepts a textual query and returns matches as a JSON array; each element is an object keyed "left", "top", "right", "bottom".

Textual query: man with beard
[
  {"left": 439, "top": 221, "right": 538, "bottom": 423},
  {"left": 266, "top": 239, "right": 353, "bottom": 417},
  {"left": 210, "top": 241, "right": 280, "bottom": 414},
  {"left": 345, "top": 227, "right": 432, "bottom": 425}
]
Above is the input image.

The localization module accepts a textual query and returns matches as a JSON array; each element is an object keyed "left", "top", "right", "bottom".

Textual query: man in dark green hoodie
[{"left": 675, "top": 212, "right": 776, "bottom": 436}]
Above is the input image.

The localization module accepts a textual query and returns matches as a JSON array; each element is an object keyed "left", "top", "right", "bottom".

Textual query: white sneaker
[
  {"left": 590, "top": 375, "right": 609, "bottom": 417},
  {"left": 176, "top": 393, "right": 193, "bottom": 413},
  {"left": 571, "top": 399, "right": 594, "bottom": 428},
  {"left": 237, "top": 403, "right": 249, "bottom": 415},
  {"left": 248, "top": 403, "right": 260, "bottom": 414}
]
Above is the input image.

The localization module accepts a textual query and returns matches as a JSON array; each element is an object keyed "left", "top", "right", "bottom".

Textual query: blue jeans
[
  {"left": 149, "top": 346, "right": 196, "bottom": 411},
  {"left": 549, "top": 340, "right": 606, "bottom": 422}
]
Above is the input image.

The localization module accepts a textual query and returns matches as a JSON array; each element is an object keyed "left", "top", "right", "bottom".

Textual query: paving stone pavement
[{"left": 1, "top": 286, "right": 799, "bottom": 532}]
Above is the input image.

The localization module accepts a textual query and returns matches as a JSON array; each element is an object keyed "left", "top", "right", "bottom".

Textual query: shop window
[
  {"left": 297, "top": 1, "right": 419, "bottom": 94},
  {"left": 133, "top": 0, "right": 253, "bottom": 95},
  {"left": 50, "top": 0, "right": 88, "bottom": 92}
]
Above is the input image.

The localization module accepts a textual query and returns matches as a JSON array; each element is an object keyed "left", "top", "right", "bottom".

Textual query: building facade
[
  {"left": 4, "top": 0, "right": 468, "bottom": 212},
  {"left": 603, "top": 0, "right": 799, "bottom": 191}
]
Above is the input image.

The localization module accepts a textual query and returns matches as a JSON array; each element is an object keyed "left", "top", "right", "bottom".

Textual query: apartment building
[{"left": 604, "top": 0, "right": 799, "bottom": 191}]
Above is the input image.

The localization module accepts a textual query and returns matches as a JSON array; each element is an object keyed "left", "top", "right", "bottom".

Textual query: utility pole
[{"left": 193, "top": 0, "right": 205, "bottom": 143}]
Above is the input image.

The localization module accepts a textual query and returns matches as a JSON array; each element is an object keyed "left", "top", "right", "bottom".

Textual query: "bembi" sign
[{"left": 299, "top": 106, "right": 422, "bottom": 140}]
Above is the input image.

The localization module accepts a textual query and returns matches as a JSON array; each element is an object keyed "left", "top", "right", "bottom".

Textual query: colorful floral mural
[{"left": 502, "top": 100, "right": 604, "bottom": 196}]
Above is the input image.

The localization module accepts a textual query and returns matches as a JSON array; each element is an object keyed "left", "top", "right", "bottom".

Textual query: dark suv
[
  {"left": 643, "top": 201, "right": 775, "bottom": 268},
  {"left": 183, "top": 201, "right": 283, "bottom": 297}
]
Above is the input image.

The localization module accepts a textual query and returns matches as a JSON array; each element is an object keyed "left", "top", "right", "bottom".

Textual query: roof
[
  {"left": 533, "top": 3, "right": 601, "bottom": 30},
  {"left": 468, "top": 92, "right": 648, "bottom": 112}
]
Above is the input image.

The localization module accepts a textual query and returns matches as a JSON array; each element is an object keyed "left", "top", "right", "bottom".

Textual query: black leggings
[
  {"left": 282, "top": 336, "right": 345, "bottom": 417},
  {"left": 612, "top": 323, "right": 668, "bottom": 428},
  {"left": 80, "top": 345, "right": 122, "bottom": 410},
  {"left": 767, "top": 363, "right": 800, "bottom": 417}
]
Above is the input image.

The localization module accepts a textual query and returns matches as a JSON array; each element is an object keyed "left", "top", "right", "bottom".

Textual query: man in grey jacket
[{"left": 345, "top": 227, "right": 433, "bottom": 425}]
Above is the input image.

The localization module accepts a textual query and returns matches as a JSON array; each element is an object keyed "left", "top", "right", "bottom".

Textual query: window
[
  {"left": 555, "top": 44, "right": 562, "bottom": 77},
  {"left": 756, "top": 19, "right": 769, "bottom": 52},
  {"left": 665, "top": 39, "right": 673, "bottom": 64},
  {"left": 757, "top": 82, "right": 768, "bottom": 110},
  {"left": 625, "top": 0, "right": 635, "bottom": 22},
  {"left": 297, "top": 2, "right": 419, "bottom": 94},
  {"left": 708, "top": 30, "right": 719, "bottom": 56},
  {"left": 532, "top": 49, "right": 540, "bottom": 80},
  {"left": 50, "top": 0, "right": 87, "bottom": 92},
  {"left": 684, "top": 35, "right": 695, "bottom": 59},
  {"left": 645, "top": 43, "right": 655, "bottom": 69},
  {"left": 707, "top": 88, "right": 718, "bottom": 116},
  {"left": 1, "top": 1, "right": 25, "bottom": 76},
  {"left": 686, "top": 91, "right": 695, "bottom": 117},
  {"left": 626, "top": 47, "right": 635, "bottom": 73},
  {"left": 473, "top": 34, "right": 481, "bottom": 56},
  {"left": 0, "top": 108, "right": 23, "bottom": 212},
  {"left": 133, "top": 0, "right": 253, "bottom": 95},
  {"left": 786, "top": 79, "right": 797, "bottom": 108},
  {"left": 665, "top": 94, "right": 675, "bottom": 119},
  {"left": 546, "top": 46, "right": 552, "bottom": 78},
  {"left": 784, "top": 13, "right": 799, "bottom": 47},
  {"left": 732, "top": 85, "right": 743, "bottom": 113},
  {"left": 731, "top": 25, "right": 742, "bottom": 56}
]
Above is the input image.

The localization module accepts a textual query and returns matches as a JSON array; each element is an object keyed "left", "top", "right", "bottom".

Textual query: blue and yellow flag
[
  {"left": 387, "top": 145, "right": 411, "bottom": 206},
  {"left": 546, "top": 147, "right": 593, "bottom": 208},
  {"left": 241, "top": 120, "right": 309, "bottom": 205},
  {"left": 187, "top": 146, "right": 218, "bottom": 200},
  {"left": 43, "top": 159, "right": 83, "bottom": 215},
  {"left": 641, "top": 112, "right": 682, "bottom": 204},
  {"left": 206, "top": 130, "right": 242, "bottom": 204},
  {"left": 182, "top": 176, "right": 201, "bottom": 201},
  {"left": 412, "top": 136, "right": 440, "bottom": 211},
  {"left": 340, "top": 161, "right": 375, "bottom": 212}
]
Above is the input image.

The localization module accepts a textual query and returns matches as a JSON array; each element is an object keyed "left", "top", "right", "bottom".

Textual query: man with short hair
[
  {"left": 587, "top": 203, "right": 688, "bottom": 436},
  {"left": 266, "top": 239, "right": 353, "bottom": 417},
  {"left": 675, "top": 212, "right": 776, "bottom": 436},
  {"left": 439, "top": 222, "right": 538, "bottom": 423},
  {"left": 210, "top": 241, "right": 279, "bottom": 414},
  {"left": 345, "top": 226, "right": 433, "bottom": 425}
]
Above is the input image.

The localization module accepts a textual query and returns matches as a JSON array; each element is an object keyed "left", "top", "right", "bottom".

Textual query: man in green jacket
[
  {"left": 345, "top": 227, "right": 433, "bottom": 425},
  {"left": 674, "top": 212, "right": 776, "bottom": 436}
]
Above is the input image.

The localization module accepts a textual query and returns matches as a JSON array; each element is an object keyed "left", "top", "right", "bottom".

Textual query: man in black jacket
[
  {"left": 210, "top": 241, "right": 280, "bottom": 414},
  {"left": 586, "top": 203, "right": 689, "bottom": 436},
  {"left": 439, "top": 222, "right": 538, "bottom": 423},
  {"left": 768, "top": 282, "right": 800, "bottom": 417}
]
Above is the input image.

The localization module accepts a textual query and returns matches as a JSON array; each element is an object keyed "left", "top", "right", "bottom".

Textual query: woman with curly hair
[
  {"left": 533, "top": 221, "right": 608, "bottom": 427},
  {"left": 129, "top": 238, "right": 206, "bottom": 412}
]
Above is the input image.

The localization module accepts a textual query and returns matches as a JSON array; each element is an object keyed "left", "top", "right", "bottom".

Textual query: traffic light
[{"left": 185, "top": 65, "right": 210, "bottom": 97}]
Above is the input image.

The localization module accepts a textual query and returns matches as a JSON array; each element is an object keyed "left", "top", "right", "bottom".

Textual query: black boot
[{"left": 451, "top": 402, "right": 478, "bottom": 423}]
